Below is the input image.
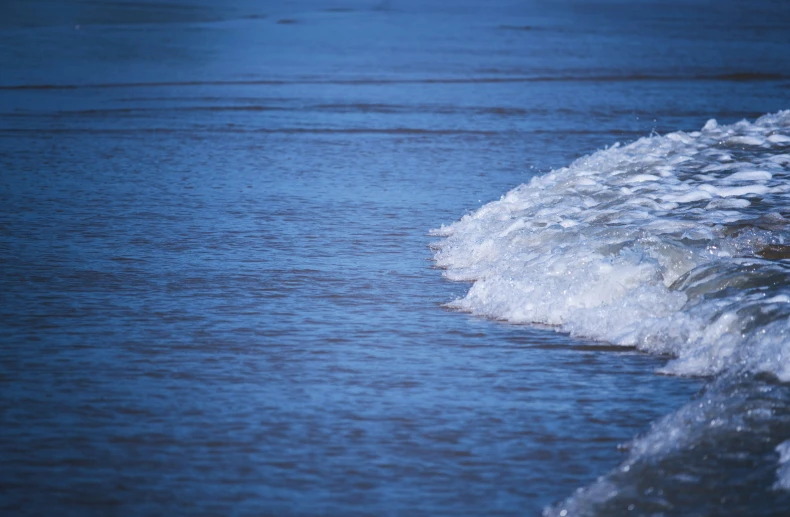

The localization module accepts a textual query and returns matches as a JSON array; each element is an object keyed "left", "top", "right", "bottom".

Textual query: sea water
[{"left": 2, "top": 1, "right": 790, "bottom": 516}]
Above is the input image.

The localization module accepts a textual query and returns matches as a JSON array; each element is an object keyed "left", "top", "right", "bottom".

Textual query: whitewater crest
[
  {"left": 433, "top": 111, "right": 790, "bottom": 515},
  {"left": 432, "top": 110, "right": 790, "bottom": 382}
]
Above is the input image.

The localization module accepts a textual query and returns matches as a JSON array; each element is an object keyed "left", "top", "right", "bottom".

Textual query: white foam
[
  {"left": 699, "top": 183, "right": 770, "bottom": 197},
  {"left": 775, "top": 440, "right": 790, "bottom": 491},
  {"left": 725, "top": 170, "right": 773, "bottom": 182},
  {"left": 545, "top": 373, "right": 790, "bottom": 515},
  {"left": 433, "top": 110, "right": 790, "bottom": 381}
]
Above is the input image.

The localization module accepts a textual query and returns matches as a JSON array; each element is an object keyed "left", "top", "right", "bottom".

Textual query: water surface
[{"left": 2, "top": 1, "right": 790, "bottom": 515}]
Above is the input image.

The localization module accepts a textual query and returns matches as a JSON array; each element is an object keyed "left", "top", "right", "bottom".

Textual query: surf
[{"left": 432, "top": 110, "right": 790, "bottom": 514}]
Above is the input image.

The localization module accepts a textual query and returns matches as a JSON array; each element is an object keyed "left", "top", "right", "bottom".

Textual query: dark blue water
[{"left": 2, "top": 1, "right": 790, "bottom": 515}]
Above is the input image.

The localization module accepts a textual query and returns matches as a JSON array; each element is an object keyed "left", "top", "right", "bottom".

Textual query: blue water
[{"left": 2, "top": 1, "right": 790, "bottom": 515}]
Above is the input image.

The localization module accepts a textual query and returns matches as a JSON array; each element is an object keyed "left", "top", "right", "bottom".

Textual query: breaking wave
[{"left": 432, "top": 111, "right": 790, "bottom": 515}]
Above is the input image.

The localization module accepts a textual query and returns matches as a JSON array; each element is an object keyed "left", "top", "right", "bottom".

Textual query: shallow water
[{"left": 2, "top": 1, "right": 790, "bottom": 516}]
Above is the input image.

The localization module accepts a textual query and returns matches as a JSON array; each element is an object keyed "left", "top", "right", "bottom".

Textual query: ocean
[{"left": 2, "top": 1, "right": 790, "bottom": 516}]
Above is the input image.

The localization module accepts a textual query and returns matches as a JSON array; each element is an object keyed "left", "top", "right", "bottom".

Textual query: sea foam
[
  {"left": 432, "top": 110, "right": 790, "bottom": 382},
  {"left": 433, "top": 111, "right": 790, "bottom": 515}
]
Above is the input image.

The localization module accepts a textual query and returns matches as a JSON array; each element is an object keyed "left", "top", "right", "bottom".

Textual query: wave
[{"left": 431, "top": 111, "right": 790, "bottom": 515}]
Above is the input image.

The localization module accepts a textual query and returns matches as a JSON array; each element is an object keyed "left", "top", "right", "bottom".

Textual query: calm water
[{"left": 2, "top": 1, "right": 790, "bottom": 515}]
